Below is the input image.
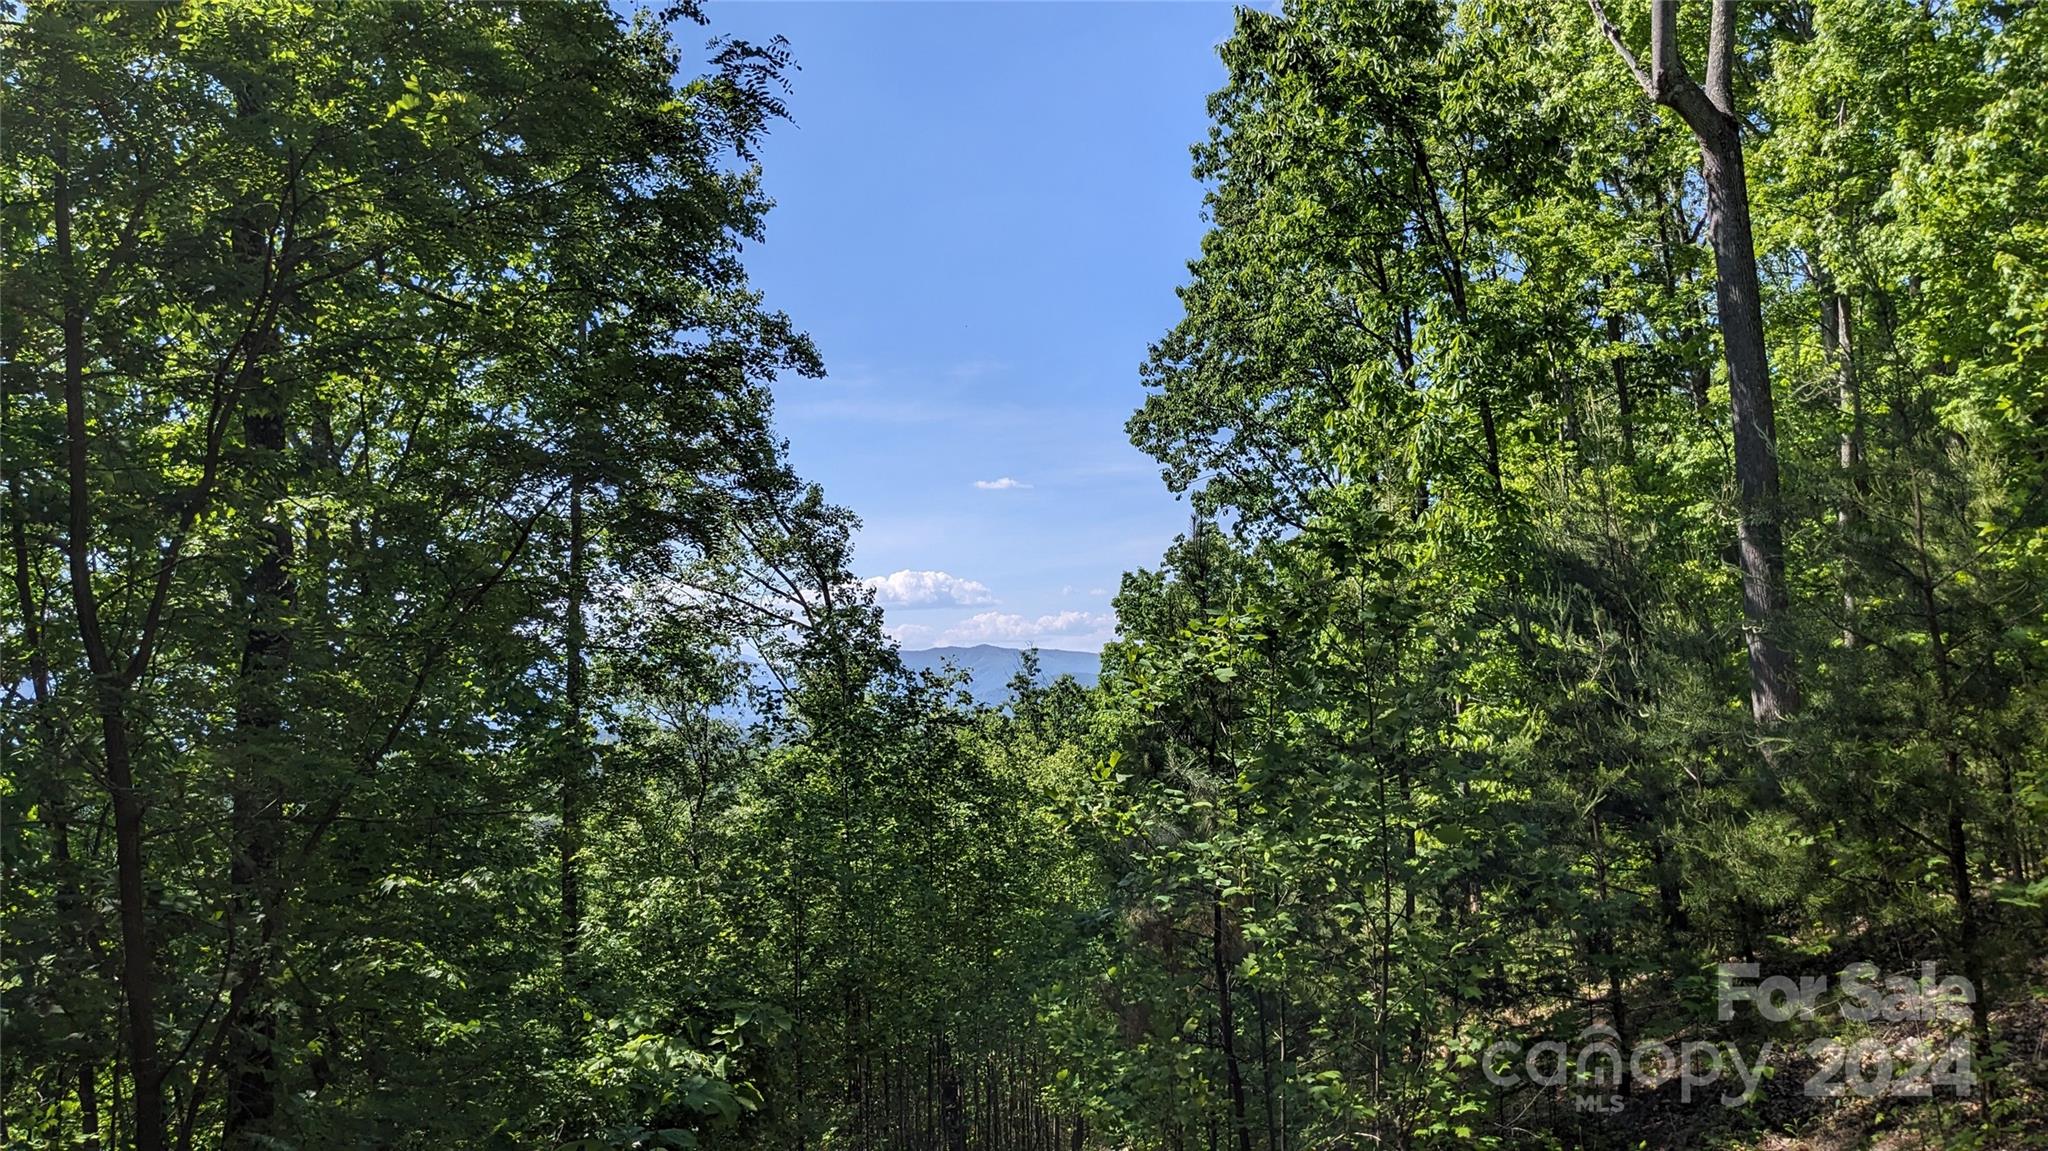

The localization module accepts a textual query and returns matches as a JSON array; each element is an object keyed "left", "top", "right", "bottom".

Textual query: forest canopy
[{"left": 3, "top": 1, "right": 2045, "bottom": 1149}]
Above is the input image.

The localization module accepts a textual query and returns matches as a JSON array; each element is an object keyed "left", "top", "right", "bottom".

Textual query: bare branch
[{"left": 1587, "top": 0, "right": 1651, "bottom": 96}]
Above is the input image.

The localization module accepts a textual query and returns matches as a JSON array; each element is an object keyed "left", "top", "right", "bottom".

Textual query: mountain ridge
[{"left": 899, "top": 643, "right": 1101, "bottom": 703}]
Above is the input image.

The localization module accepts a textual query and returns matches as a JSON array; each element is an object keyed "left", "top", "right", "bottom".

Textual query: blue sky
[{"left": 694, "top": 2, "right": 1238, "bottom": 651}]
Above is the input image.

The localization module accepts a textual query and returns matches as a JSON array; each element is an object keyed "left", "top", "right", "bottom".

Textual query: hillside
[{"left": 900, "top": 644, "right": 1101, "bottom": 703}]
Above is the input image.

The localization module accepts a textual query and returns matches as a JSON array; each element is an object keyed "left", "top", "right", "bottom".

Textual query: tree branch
[
  {"left": 1649, "top": 0, "right": 1684, "bottom": 98},
  {"left": 1706, "top": 0, "right": 1735, "bottom": 117},
  {"left": 1587, "top": 0, "right": 1651, "bottom": 96},
  {"left": 1593, "top": 0, "right": 1732, "bottom": 143}
]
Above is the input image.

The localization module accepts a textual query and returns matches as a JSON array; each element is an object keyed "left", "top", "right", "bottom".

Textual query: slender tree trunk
[
  {"left": 1593, "top": 0, "right": 1798, "bottom": 724},
  {"left": 9, "top": 362, "right": 108, "bottom": 1151},
  {"left": 224, "top": 184, "right": 294, "bottom": 1150},
  {"left": 1907, "top": 472, "right": 1993, "bottom": 1107},
  {"left": 1256, "top": 990, "right": 1279, "bottom": 1151},
  {"left": 792, "top": 873, "right": 808, "bottom": 1151},
  {"left": 1589, "top": 810, "right": 1631, "bottom": 1097},
  {"left": 561, "top": 472, "right": 588, "bottom": 1005},
  {"left": 1604, "top": 307, "right": 1635, "bottom": 461},
  {"left": 79, "top": 1066, "right": 101, "bottom": 1151},
  {"left": 1943, "top": 768, "right": 1990, "bottom": 1029},
  {"left": 99, "top": 698, "right": 159, "bottom": 1151},
  {"left": 1694, "top": 109, "right": 1796, "bottom": 724},
  {"left": 939, "top": 1036, "right": 966, "bottom": 1151},
  {"left": 1374, "top": 762, "right": 1391, "bottom": 1145},
  {"left": 1648, "top": 834, "right": 1690, "bottom": 951},
  {"left": 57, "top": 141, "right": 167, "bottom": 1151},
  {"left": 1211, "top": 897, "right": 1254, "bottom": 1151},
  {"left": 1275, "top": 990, "right": 1288, "bottom": 1151},
  {"left": 1824, "top": 290, "right": 1863, "bottom": 647}
]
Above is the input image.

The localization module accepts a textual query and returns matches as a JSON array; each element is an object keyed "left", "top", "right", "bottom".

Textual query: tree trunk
[
  {"left": 1211, "top": 897, "right": 1254, "bottom": 1151},
  {"left": 79, "top": 1066, "right": 101, "bottom": 1151},
  {"left": 1256, "top": 990, "right": 1278, "bottom": 1151},
  {"left": 938, "top": 1036, "right": 966, "bottom": 1151},
  {"left": 792, "top": 873, "right": 808, "bottom": 1151},
  {"left": 1693, "top": 108, "right": 1796, "bottom": 725},
  {"left": 57, "top": 141, "right": 167, "bottom": 1151},
  {"left": 1824, "top": 291, "right": 1863, "bottom": 647},
  {"left": 9, "top": 359, "right": 110, "bottom": 1151},
  {"left": 1593, "top": 0, "right": 1798, "bottom": 724},
  {"left": 561, "top": 472, "right": 588, "bottom": 1006},
  {"left": 224, "top": 184, "right": 294, "bottom": 1151},
  {"left": 1589, "top": 809, "right": 1632, "bottom": 1097},
  {"left": 1648, "top": 834, "right": 1690, "bottom": 950},
  {"left": 1908, "top": 471, "right": 1993, "bottom": 1110},
  {"left": 100, "top": 697, "right": 162, "bottom": 1151},
  {"left": 1605, "top": 309, "right": 1635, "bottom": 461}
]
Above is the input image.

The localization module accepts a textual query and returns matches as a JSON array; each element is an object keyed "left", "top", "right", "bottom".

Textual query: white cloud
[
  {"left": 861, "top": 569, "right": 997, "bottom": 609},
  {"left": 973, "top": 477, "right": 1031, "bottom": 490},
  {"left": 1087, "top": 587, "right": 1108, "bottom": 597},
  {"left": 940, "top": 610, "right": 1115, "bottom": 647},
  {"left": 885, "top": 621, "right": 937, "bottom": 647}
]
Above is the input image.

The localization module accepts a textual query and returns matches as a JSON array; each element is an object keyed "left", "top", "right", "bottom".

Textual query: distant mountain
[{"left": 901, "top": 644, "right": 1100, "bottom": 704}]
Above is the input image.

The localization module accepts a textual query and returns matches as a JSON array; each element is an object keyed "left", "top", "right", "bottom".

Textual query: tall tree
[{"left": 1589, "top": 0, "right": 1799, "bottom": 724}]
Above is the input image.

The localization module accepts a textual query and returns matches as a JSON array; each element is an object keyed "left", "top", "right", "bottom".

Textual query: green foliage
[
  {"left": 4, "top": 1, "right": 2044, "bottom": 1150},
  {"left": 1072, "top": 0, "right": 2048, "bottom": 1147}
]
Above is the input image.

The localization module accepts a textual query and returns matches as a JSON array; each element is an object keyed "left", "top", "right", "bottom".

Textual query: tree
[
  {"left": 1589, "top": 0, "right": 1798, "bottom": 724},
  {"left": 3, "top": 3, "right": 826, "bottom": 1144}
]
